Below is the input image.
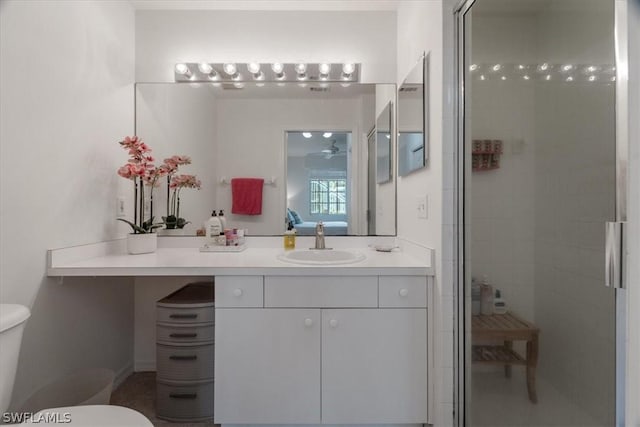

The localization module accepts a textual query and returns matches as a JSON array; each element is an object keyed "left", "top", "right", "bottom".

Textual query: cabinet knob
[
  {"left": 399, "top": 288, "right": 409, "bottom": 297},
  {"left": 233, "top": 288, "right": 243, "bottom": 297},
  {"left": 304, "top": 318, "right": 313, "bottom": 327},
  {"left": 329, "top": 319, "right": 339, "bottom": 328}
]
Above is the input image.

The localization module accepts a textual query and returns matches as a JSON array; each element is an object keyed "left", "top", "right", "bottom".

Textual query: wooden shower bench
[{"left": 472, "top": 312, "right": 539, "bottom": 403}]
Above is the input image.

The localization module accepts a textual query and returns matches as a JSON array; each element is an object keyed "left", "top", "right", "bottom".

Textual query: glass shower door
[{"left": 459, "top": 0, "right": 624, "bottom": 425}]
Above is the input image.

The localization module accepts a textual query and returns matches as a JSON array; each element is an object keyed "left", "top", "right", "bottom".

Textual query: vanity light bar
[
  {"left": 174, "top": 63, "right": 360, "bottom": 83},
  {"left": 469, "top": 62, "right": 615, "bottom": 84}
]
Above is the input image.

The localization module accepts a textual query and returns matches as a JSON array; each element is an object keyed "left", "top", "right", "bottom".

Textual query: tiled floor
[
  {"left": 470, "top": 368, "right": 602, "bottom": 427},
  {"left": 110, "top": 372, "right": 217, "bottom": 427}
]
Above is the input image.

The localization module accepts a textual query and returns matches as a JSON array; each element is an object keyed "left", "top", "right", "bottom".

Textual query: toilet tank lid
[{"left": 0, "top": 304, "right": 31, "bottom": 333}]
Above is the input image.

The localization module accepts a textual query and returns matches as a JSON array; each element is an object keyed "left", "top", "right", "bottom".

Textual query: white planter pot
[{"left": 126, "top": 233, "right": 157, "bottom": 255}]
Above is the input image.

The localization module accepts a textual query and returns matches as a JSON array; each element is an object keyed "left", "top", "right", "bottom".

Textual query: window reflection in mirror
[
  {"left": 398, "top": 54, "right": 427, "bottom": 176},
  {"left": 286, "top": 131, "right": 351, "bottom": 236}
]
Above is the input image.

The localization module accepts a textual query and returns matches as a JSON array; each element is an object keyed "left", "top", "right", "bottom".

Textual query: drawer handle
[
  {"left": 329, "top": 319, "right": 338, "bottom": 328},
  {"left": 169, "top": 313, "right": 198, "bottom": 319},
  {"left": 169, "top": 333, "right": 198, "bottom": 338},
  {"left": 304, "top": 318, "right": 313, "bottom": 327},
  {"left": 399, "top": 288, "right": 409, "bottom": 297},
  {"left": 169, "top": 393, "right": 197, "bottom": 399},
  {"left": 169, "top": 355, "right": 198, "bottom": 361},
  {"left": 233, "top": 288, "right": 243, "bottom": 297}
]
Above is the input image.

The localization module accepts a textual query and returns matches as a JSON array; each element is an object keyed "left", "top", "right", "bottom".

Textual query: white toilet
[{"left": 0, "top": 304, "right": 152, "bottom": 426}]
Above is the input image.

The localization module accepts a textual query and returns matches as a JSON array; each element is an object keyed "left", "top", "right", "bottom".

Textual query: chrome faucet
[{"left": 314, "top": 221, "right": 326, "bottom": 249}]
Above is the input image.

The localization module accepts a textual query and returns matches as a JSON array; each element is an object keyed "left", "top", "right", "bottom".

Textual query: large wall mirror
[
  {"left": 398, "top": 53, "right": 428, "bottom": 176},
  {"left": 135, "top": 82, "right": 396, "bottom": 236}
]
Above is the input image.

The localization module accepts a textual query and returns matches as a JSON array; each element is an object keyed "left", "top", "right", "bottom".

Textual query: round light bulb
[
  {"left": 175, "top": 63, "right": 190, "bottom": 75},
  {"left": 470, "top": 64, "right": 478, "bottom": 71},
  {"left": 492, "top": 64, "right": 501, "bottom": 71},
  {"left": 319, "top": 63, "right": 331, "bottom": 75},
  {"left": 518, "top": 64, "right": 525, "bottom": 70},
  {"left": 271, "top": 63, "right": 284, "bottom": 74},
  {"left": 323, "top": 132, "right": 332, "bottom": 138},
  {"left": 342, "top": 63, "right": 355, "bottom": 75},
  {"left": 501, "top": 76, "right": 507, "bottom": 81},
  {"left": 562, "top": 64, "right": 573, "bottom": 72},
  {"left": 545, "top": 74, "right": 552, "bottom": 81},
  {"left": 302, "top": 132, "right": 312, "bottom": 139},
  {"left": 295, "top": 63, "right": 307, "bottom": 74},
  {"left": 247, "top": 62, "right": 261, "bottom": 74},
  {"left": 223, "top": 63, "right": 237, "bottom": 75},
  {"left": 540, "top": 63, "right": 549, "bottom": 71},
  {"left": 523, "top": 75, "right": 530, "bottom": 80},
  {"left": 198, "top": 63, "right": 213, "bottom": 74},
  {"left": 479, "top": 75, "right": 486, "bottom": 81},
  {"left": 566, "top": 76, "right": 574, "bottom": 82},
  {"left": 589, "top": 75, "right": 597, "bottom": 82}
]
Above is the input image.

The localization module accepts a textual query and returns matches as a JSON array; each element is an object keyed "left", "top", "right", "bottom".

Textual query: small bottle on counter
[
  {"left": 284, "top": 225, "right": 296, "bottom": 250},
  {"left": 205, "top": 210, "right": 222, "bottom": 244},
  {"left": 215, "top": 232, "right": 226, "bottom": 246},
  {"left": 218, "top": 209, "right": 227, "bottom": 230}
]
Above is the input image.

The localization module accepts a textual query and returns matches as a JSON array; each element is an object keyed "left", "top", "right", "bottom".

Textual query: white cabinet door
[
  {"left": 322, "top": 309, "right": 428, "bottom": 424},
  {"left": 214, "top": 309, "right": 321, "bottom": 424}
]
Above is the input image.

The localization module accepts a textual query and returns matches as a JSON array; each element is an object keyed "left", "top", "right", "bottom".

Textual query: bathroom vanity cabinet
[{"left": 214, "top": 275, "right": 430, "bottom": 425}]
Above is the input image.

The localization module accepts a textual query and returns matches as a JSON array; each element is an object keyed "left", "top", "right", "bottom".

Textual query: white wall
[
  {"left": 396, "top": 1, "right": 449, "bottom": 425},
  {"left": 135, "top": 10, "right": 396, "bottom": 83},
  {"left": 0, "top": 0, "right": 135, "bottom": 406}
]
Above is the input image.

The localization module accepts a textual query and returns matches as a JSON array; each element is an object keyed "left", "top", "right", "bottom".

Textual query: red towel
[{"left": 231, "top": 178, "right": 264, "bottom": 215}]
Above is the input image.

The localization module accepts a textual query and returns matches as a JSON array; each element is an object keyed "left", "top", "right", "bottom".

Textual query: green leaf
[{"left": 117, "top": 218, "right": 148, "bottom": 234}]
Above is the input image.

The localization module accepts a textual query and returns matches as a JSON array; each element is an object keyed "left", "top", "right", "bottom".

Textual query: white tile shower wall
[
  {"left": 533, "top": 4, "right": 616, "bottom": 424},
  {"left": 396, "top": 1, "right": 450, "bottom": 425},
  {"left": 135, "top": 10, "right": 397, "bottom": 83},
  {"left": 0, "top": 0, "right": 135, "bottom": 407}
]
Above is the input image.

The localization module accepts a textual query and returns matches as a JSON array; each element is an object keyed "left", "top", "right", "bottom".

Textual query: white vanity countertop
[{"left": 47, "top": 237, "right": 433, "bottom": 277}]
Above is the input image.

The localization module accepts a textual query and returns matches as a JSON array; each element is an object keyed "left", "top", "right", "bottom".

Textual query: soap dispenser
[
  {"left": 218, "top": 209, "right": 227, "bottom": 230},
  {"left": 205, "top": 210, "right": 222, "bottom": 243},
  {"left": 284, "top": 224, "right": 296, "bottom": 250}
]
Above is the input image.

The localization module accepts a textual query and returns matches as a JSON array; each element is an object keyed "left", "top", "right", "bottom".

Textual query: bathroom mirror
[
  {"left": 376, "top": 102, "right": 393, "bottom": 184},
  {"left": 398, "top": 53, "right": 428, "bottom": 176},
  {"left": 135, "top": 82, "right": 397, "bottom": 236}
]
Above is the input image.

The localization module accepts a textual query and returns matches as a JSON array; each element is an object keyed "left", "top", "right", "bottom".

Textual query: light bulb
[
  {"left": 302, "top": 132, "right": 312, "bottom": 139},
  {"left": 323, "top": 132, "right": 332, "bottom": 138},
  {"left": 319, "top": 63, "right": 331, "bottom": 75},
  {"left": 469, "top": 64, "right": 478, "bottom": 71},
  {"left": 523, "top": 75, "right": 530, "bottom": 80},
  {"left": 611, "top": 76, "right": 616, "bottom": 82},
  {"left": 501, "top": 76, "right": 507, "bottom": 81},
  {"left": 587, "top": 65, "right": 597, "bottom": 73},
  {"left": 247, "top": 63, "right": 261, "bottom": 74},
  {"left": 342, "top": 63, "right": 355, "bottom": 75},
  {"left": 198, "top": 63, "right": 212, "bottom": 74},
  {"left": 175, "top": 63, "right": 191, "bottom": 77},
  {"left": 545, "top": 74, "right": 552, "bottom": 81},
  {"left": 479, "top": 75, "right": 486, "bottom": 81},
  {"left": 540, "top": 63, "right": 549, "bottom": 71},
  {"left": 588, "top": 75, "right": 597, "bottom": 82},
  {"left": 566, "top": 76, "right": 574, "bottom": 82},
  {"left": 223, "top": 63, "right": 237, "bottom": 75},
  {"left": 518, "top": 64, "right": 525, "bottom": 70},
  {"left": 562, "top": 64, "right": 573, "bottom": 72},
  {"left": 492, "top": 64, "right": 501, "bottom": 71},
  {"left": 271, "top": 63, "right": 284, "bottom": 74},
  {"left": 295, "top": 63, "right": 307, "bottom": 74}
]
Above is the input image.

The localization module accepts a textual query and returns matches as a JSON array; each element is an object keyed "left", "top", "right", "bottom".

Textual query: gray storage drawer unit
[{"left": 156, "top": 282, "right": 214, "bottom": 422}]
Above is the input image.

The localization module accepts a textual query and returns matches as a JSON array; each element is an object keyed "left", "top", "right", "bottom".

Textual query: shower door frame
[{"left": 451, "top": 0, "right": 629, "bottom": 426}]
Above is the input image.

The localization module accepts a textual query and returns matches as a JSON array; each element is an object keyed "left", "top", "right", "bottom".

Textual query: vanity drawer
[
  {"left": 157, "top": 322, "right": 214, "bottom": 344},
  {"left": 264, "top": 276, "right": 377, "bottom": 308},
  {"left": 156, "top": 343, "right": 214, "bottom": 381},
  {"left": 157, "top": 306, "right": 214, "bottom": 324},
  {"left": 215, "top": 276, "right": 264, "bottom": 307},
  {"left": 156, "top": 379, "right": 214, "bottom": 422},
  {"left": 379, "top": 276, "right": 428, "bottom": 308}
]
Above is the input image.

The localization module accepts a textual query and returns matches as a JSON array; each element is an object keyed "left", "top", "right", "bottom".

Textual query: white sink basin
[{"left": 278, "top": 250, "right": 366, "bottom": 265}]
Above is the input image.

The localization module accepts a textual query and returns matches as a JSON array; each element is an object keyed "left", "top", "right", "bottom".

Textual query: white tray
[{"left": 199, "top": 244, "right": 247, "bottom": 252}]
